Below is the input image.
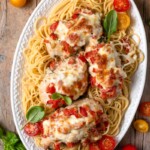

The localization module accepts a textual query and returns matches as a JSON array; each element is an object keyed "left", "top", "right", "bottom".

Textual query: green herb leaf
[
  {"left": 26, "top": 106, "right": 45, "bottom": 123},
  {"left": 15, "top": 142, "right": 26, "bottom": 150},
  {"left": 0, "top": 126, "right": 4, "bottom": 139},
  {"left": 64, "top": 96, "right": 72, "bottom": 105},
  {"left": 103, "top": 10, "right": 118, "bottom": 41},
  {"left": 5, "top": 131, "right": 20, "bottom": 145},
  {"left": 51, "top": 93, "right": 63, "bottom": 100},
  {"left": 4, "top": 144, "right": 15, "bottom": 150}
]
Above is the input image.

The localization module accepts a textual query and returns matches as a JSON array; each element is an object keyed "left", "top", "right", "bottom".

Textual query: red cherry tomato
[
  {"left": 113, "top": 0, "right": 130, "bottom": 12},
  {"left": 122, "top": 144, "right": 137, "bottom": 150},
  {"left": 50, "top": 21, "right": 59, "bottom": 32},
  {"left": 98, "top": 135, "right": 116, "bottom": 150},
  {"left": 90, "top": 143, "right": 100, "bottom": 150},
  {"left": 24, "top": 122, "right": 42, "bottom": 136},
  {"left": 139, "top": 102, "right": 150, "bottom": 116}
]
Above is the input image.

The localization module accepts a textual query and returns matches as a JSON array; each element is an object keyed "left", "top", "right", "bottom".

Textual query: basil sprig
[
  {"left": 0, "top": 126, "right": 26, "bottom": 150},
  {"left": 26, "top": 106, "right": 45, "bottom": 123},
  {"left": 51, "top": 93, "right": 72, "bottom": 105},
  {"left": 103, "top": 10, "right": 118, "bottom": 41}
]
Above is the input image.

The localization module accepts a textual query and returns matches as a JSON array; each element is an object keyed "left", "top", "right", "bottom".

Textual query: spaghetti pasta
[{"left": 22, "top": 0, "right": 144, "bottom": 149}]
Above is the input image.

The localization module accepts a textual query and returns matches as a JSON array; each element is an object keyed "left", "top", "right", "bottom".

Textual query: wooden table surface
[{"left": 0, "top": 0, "right": 150, "bottom": 149}]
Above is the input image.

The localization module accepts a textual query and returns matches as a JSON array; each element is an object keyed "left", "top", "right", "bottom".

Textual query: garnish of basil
[
  {"left": 103, "top": 10, "right": 118, "bottom": 41},
  {"left": 51, "top": 93, "right": 72, "bottom": 105},
  {"left": 51, "top": 93, "right": 63, "bottom": 100},
  {"left": 26, "top": 106, "right": 45, "bottom": 123}
]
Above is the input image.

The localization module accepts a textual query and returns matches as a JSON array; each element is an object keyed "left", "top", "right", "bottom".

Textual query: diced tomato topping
[
  {"left": 90, "top": 143, "right": 100, "bottom": 150},
  {"left": 54, "top": 143, "right": 60, "bottom": 150},
  {"left": 89, "top": 110, "right": 96, "bottom": 118},
  {"left": 49, "top": 61, "right": 56, "bottom": 70},
  {"left": 101, "top": 86, "right": 117, "bottom": 99},
  {"left": 24, "top": 122, "right": 43, "bottom": 136},
  {"left": 72, "top": 14, "right": 79, "bottom": 19},
  {"left": 63, "top": 108, "right": 80, "bottom": 118},
  {"left": 98, "top": 135, "right": 116, "bottom": 150},
  {"left": 114, "top": 0, "right": 130, "bottom": 12},
  {"left": 69, "top": 34, "right": 79, "bottom": 42},
  {"left": 61, "top": 41, "right": 72, "bottom": 54},
  {"left": 44, "top": 39, "right": 49, "bottom": 43},
  {"left": 50, "top": 21, "right": 59, "bottom": 32},
  {"left": 68, "top": 57, "right": 76, "bottom": 64},
  {"left": 66, "top": 142, "right": 74, "bottom": 148},
  {"left": 47, "top": 99, "right": 65, "bottom": 109},
  {"left": 90, "top": 57, "right": 96, "bottom": 64},
  {"left": 97, "top": 44, "right": 105, "bottom": 48},
  {"left": 85, "top": 50, "right": 97, "bottom": 59},
  {"left": 80, "top": 107, "right": 88, "bottom": 117},
  {"left": 46, "top": 84, "right": 56, "bottom": 94},
  {"left": 90, "top": 76, "right": 96, "bottom": 86},
  {"left": 50, "top": 33, "right": 58, "bottom": 40},
  {"left": 78, "top": 55, "right": 86, "bottom": 63}
]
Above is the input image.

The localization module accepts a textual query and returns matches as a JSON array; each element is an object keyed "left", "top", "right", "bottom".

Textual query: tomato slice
[
  {"left": 139, "top": 102, "right": 150, "bottom": 117},
  {"left": 50, "top": 21, "right": 59, "bottom": 32},
  {"left": 24, "top": 122, "right": 42, "bottom": 136},
  {"left": 90, "top": 143, "right": 100, "bottom": 150},
  {"left": 98, "top": 135, "right": 116, "bottom": 150},
  {"left": 113, "top": 0, "right": 130, "bottom": 12},
  {"left": 122, "top": 144, "right": 137, "bottom": 150}
]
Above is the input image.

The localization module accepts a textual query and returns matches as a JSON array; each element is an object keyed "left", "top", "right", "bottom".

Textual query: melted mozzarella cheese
[
  {"left": 42, "top": 99, "right": 103, "bottom": 145},
  {"left": 39, "top": 56, "right": 88, "bottom": 104}
]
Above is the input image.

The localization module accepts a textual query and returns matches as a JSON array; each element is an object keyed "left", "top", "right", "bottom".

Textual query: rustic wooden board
[{"left": 0, "top": 0, "right": 150, "bottom": 149}]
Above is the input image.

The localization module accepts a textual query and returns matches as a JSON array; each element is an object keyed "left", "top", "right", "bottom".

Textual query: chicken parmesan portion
[
  {"left": 44, "top": 8, "right": 103, "bottom": 59},
  {"left": 40, "top": 99, "right": 108, "bottom": 149},
  {"left": 85, "top": 43, "right": 127, "bottom": 100},
  {"left": 39, "top": 54, "right": 88, "bottom": 109}
]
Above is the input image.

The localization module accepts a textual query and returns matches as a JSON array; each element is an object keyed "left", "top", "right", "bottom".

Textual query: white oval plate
[{"left": 11, "top": 0, "right": 147, "bottom": 149}]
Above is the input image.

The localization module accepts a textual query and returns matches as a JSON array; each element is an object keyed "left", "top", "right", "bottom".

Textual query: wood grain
[{"left": 0, "top": 0, "right": 150, "bottom": 149}]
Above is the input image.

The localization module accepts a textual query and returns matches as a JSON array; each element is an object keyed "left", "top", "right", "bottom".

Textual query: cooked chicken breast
[
  {"left": 85, "top": 42, "right": 127, "bottom": 100},
  {"left": 44, "top": 9, "right": 103, "bottom": 59},
  {"left": 39, "top": 54, "right": 88, "bottom": 109},
  {"left": 40, "top": 98, "right": 108, "bottom": 149}
]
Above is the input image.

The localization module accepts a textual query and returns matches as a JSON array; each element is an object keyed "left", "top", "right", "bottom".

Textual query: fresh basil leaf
[
  {"left": 51, "top": 93, "right": 63, "bottom": 100},
  {"left": 5, "top": 131, "right": 20, "bottom": 145},
  {"left": 26, "top": 106, "right": 45, "bottom": 123},
  {"left": 64, "top": 96, "right": 72, "bottom": 105},
  {"left": 0, "top": 127, "right": 4, "bottom": 139},
  {"left": 4, "top": 144, "right": 15, "bottom": 150},
  {"left": 15, "top": 142, "right": 26, "bottom": 150},
  {"left": 103, "top": 10, "right": 118, "bottom": 41}
]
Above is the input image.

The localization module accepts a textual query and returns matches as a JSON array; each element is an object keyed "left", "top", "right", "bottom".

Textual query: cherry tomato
[
  {"left": 122, "top": 144, "right": 137, "bottom": 150},
  {"left": 133, "top": 119, "right": 149, "bottom": 133},
  {"left": 139, "top": 102, "right": 150, "bottom": 116},
  {"left": 113, "top": 0, "right": 130, "bottom": 12},
  {"left": 10, "top": 0, "right": 26, "bottom": 7},
  {"left": 24, "top": 122, "right": 42, "bottom": 136},
  {"left": 90, "top": 143, "right": 100, "bottom": 150},
  {"left": 98, "top": 135, "right": 116, "bottom": 150},
  {"left": 117, "top": 12, "right": 130, "bottom": 30}
]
